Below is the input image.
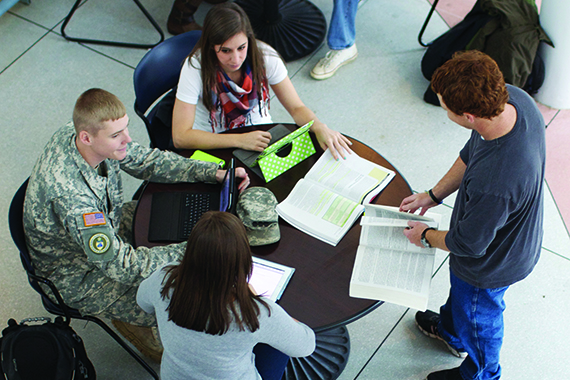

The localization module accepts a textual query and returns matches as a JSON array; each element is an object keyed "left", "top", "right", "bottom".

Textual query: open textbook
[
  {"left": 275, "top": 149, "right": 396, "bottom": 246},
  {"left": 349, "top": 204, "right": 441, "bottom": 311}
]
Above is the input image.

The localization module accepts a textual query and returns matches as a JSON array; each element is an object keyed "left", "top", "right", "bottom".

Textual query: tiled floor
[{"left": 1, "top": 0, "right": 568, "bottom": 379}]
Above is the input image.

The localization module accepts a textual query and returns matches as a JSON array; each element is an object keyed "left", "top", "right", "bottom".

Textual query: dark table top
[{"left": 133, "top": 124, "right": 412, "bottom": 331}]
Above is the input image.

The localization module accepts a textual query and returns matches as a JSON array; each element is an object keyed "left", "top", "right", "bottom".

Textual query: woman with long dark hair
[
  {"left": 171, "top": 2, "right": 351, "bottom": 159},
  {"left": 137, "top": 211, "right": 315, "bottom": 379}
]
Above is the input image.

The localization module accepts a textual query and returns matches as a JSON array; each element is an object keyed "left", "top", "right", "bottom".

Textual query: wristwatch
[{"left": 421, "top": 227, "right": 436, "bottom": 248}]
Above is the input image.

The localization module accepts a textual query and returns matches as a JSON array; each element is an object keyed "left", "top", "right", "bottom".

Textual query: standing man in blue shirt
[{"left": 400, "top": 51, "right": 545, "bottom": 380}]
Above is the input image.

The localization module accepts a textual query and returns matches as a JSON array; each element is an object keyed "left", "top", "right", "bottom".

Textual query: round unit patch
[{"left": 89, "top": 233, "right": 111, "bottom": 254}]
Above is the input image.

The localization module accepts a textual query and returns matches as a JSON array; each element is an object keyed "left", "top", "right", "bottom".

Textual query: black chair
[
  {"left": 61, "top": 0, "right": 165, "bottom": 49},
  {"left": 133, "top": 30, "right": 202, "bottom": 150},
  {"left": 8, "top": 178, "right": 159, "bottom": 379}
]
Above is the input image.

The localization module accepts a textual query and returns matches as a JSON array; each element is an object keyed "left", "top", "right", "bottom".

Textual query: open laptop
[{"left": 148, "top": 158, "right": 237, "bottom": 242}]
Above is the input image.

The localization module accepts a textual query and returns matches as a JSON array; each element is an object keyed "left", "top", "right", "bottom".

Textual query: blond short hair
[{"left": 72, "top": 88, "right": 126, "bottom": 135}]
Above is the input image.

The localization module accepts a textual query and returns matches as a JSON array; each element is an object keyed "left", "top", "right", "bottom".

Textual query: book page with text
[
  {"left": 363, "top": 204, "right": 434, "bottom": 220},
  {"left": 276, "top": 179, "right": 364, "bottom": 246},
  {"left": 360, "top": 217, "right": 438, "bottom": 227},
  {"left": 350, "top": 244, "right": 434, "bottom": 310},
  {"left": 306, "top": 150, "right": 394, "bottom": 204},
  {"left": 359, "top": 224, "right": 430, "bottom": 254},
  {"left": 349, "top": 205, "right": 442, "bottom": 310}
]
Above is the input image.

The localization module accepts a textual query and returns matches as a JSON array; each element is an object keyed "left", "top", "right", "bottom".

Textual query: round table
[{"left": 133, "top": 124, "right": 412, "bottom": 379}]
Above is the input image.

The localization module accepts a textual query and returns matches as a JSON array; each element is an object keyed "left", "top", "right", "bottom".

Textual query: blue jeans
[
  {"left": 438, "top": 271, "right": 508, "bottom": 380},
  {"left": 253, "top": 343, "right": 290, "bottom": 380},
  {"left": 328, "top": 0, "right": 359, "bottom": 50}
]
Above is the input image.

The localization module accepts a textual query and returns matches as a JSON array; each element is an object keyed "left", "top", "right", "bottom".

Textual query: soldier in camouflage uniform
[{"left": 23, "top": 88, "right": 249, "bottom": 362}]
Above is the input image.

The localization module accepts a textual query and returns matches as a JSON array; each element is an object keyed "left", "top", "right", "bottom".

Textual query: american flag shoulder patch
[{"left": 83, "top": 212, "right": 106, "bottom": 227}]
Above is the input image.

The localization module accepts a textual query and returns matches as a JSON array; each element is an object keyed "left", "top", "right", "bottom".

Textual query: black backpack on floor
[
  {"left": 421, "top": 0, "right": 551, "bottom": 105},
  {"left": 0, "top": 317, "right": 96, "bottom": 380}
]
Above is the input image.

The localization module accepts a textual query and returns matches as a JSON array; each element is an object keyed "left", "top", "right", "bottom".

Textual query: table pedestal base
[
  {"left": 235, "top": 0, "right": 326, "bottom": 62},
  {"left": 284, "top": 326, "right": 350, "bottom": 380}
]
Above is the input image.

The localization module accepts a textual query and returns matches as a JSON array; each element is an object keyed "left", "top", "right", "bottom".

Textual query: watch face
[{"left": 421, "top": 228, "right": 432, "bottom": 248}]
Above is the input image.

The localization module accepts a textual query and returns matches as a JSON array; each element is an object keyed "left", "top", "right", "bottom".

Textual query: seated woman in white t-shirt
[
  {"left": 172, "top": 2, "right": 351, "bottom": 159},
  {"left": 137, "top": 211, "right": 315, "bottom": 380}
]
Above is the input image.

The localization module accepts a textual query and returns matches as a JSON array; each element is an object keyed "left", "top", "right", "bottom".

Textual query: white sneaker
[{"left": 310, "top": 44, "right": 358, "bottom": 80}]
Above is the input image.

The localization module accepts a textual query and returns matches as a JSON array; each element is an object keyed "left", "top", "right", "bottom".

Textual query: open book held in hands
[
  {"left": 275, "top": 149, "right": 395, "bottom": 246},
  {"left": 349, "top": 204, "right": 441, "bottom": 311}
]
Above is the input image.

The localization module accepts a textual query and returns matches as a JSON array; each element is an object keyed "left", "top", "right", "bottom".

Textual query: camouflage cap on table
[{"left": 236, "top": 187, "right": 280, "bottom": 246}]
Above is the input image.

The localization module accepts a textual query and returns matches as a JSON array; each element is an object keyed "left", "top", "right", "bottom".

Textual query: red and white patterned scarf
[{"left": 210, "top": 60, "right": 269, "bottom": 131}]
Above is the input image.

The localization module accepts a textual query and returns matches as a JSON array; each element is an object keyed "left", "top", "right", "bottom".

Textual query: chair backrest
[
  {"left": 133, "top": 30, "right": 201, "bottom": 149},
  {"left": 8, "top": 178, "right": 73, "bottom": 319},
  {"left": 9, "top": 178, "right": 33, "bottom": 274}
]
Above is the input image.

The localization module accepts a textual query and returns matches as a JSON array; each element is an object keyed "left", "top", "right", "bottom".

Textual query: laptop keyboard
[{"left": 180, "top": 193, "right": 213, "bottom": 239}]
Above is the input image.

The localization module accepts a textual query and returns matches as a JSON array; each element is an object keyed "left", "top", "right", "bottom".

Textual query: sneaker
[
  {"left": 426, "top": 367, "right": 463, "bottom": 380},
  {"left": 415, "top": 310, "right": 467, "bottom": 358},
  {"left": 310, "top": 44, "right": 358, "bottom": 80},
  {"left": 112, "top": 320, "right": 163, "bottom": 363}
]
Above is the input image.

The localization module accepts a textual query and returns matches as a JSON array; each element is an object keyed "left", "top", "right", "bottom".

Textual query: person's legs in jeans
[
  {"left": 438, "top": 273, "right": 467, "bottom": 355},
  {"left": 253, "top": 343, "right": 290, "bottom": 380},
  {"left": 438, "top": 270, "right": 508, "bottom": 380},
  {"left": 327, "top": 0, "right": 359, "bottom": 50},
  {"left": 311, "top": 0, "right": 359, "bottom": 79}
]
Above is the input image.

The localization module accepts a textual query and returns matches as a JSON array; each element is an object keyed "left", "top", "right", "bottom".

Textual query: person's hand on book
[
  {"left": 403, "top": 221, "right": 429, "bottom": 247},
  {"left": 310, "top": 122, "right": 352, "bottom": 160},
  {"left": 399, "top": 192, "right": 436, "bottom": 216}
]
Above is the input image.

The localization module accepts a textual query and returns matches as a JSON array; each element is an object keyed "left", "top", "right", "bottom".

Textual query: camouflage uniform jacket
[{"left": 23, "top": 123, "right": 218, "bottom": 314}]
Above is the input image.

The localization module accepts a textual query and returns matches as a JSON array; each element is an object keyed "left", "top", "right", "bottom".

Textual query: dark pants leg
[{"left": 253, "top": 343, "right": 290, "bottom": 380}]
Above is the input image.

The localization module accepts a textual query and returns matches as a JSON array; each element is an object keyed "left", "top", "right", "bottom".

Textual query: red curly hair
[{"left": 431, "top": 50, "right": 509, "bottom": 120}]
